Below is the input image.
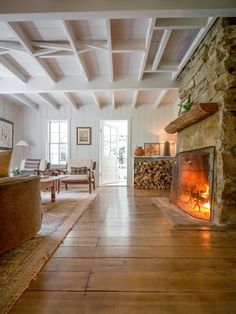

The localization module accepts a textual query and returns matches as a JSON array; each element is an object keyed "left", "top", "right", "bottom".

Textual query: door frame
[{"left": 99, "top": 119, "right": 131, "bottom": 187}]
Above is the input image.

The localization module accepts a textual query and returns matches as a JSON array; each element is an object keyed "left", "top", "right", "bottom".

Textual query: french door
[{"left": 100, "top": 120, "right": 128, "bottom": 186}]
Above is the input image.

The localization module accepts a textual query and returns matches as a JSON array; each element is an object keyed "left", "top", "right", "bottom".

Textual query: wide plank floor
[{"left": 11, "top": 187, "right": 236, "bottom": 313}]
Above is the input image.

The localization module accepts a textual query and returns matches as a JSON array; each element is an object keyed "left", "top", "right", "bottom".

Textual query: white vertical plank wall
[
  {"left": 21, "top": 102, "right": 178, "bottom": 186},
  {"left": 0, "top": 97, "right": 24, "bottom": 167}
]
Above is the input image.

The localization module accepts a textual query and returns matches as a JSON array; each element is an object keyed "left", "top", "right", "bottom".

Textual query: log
[
  {"left": 165, "top": 103, "right": 218, "bottom": 134},
  {"left": 134, "top": 160, "right": 173, "bottom": 190}
]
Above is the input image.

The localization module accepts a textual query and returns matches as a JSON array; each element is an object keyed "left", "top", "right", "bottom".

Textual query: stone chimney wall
[{"left": 177, "top": 18, "right": 236, "bottom": 225}]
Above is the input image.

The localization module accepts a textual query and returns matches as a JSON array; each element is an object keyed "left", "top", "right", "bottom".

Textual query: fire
[
  {"left": 202, "top": 185, "right": 210, "bottom": 209},
  {"left": 202, "top": 185, "right": 209, "bottom": 196},
  {"left": 203, "top": 201, "right": 210, "bottom": 209}
]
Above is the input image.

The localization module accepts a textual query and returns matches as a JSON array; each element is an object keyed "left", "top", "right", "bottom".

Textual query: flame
[
  {"left": 203, "top": 201, "right": 210, "bottom": 209},
  {"left": 202, "top": 185, "right": 209, "bottom": 197},
  {"left": 202, "top": 185, "right": 210, "bottom": 209}
]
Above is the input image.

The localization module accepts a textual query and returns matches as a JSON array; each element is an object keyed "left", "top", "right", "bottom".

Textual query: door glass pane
[
  {"left": 110, "top": 142, "right": 116, "bottom": 157},
  {"left": 104, "top": 141, "right": 110, "bottom": 157},
  {"left": 104, "top": 126, "right": 110, "bottom": 141},
  {"left": 110, "top": 127, "right": 116, "bottom": 142}
]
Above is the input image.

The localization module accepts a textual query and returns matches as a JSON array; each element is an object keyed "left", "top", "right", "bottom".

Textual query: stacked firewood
[{"left": 134, "top": 160, "right": 173, "bottom": 189}]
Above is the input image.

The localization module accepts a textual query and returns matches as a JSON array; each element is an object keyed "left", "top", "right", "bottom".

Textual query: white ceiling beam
[
  {"left": 145, "top": 62, "right": 178, "bottom": 73},
  {"left": 91, "top": 92, "right": 101, "bottom": 109},
  {"left": 64, "top": 92, "right": 79, "bottom": 109},
  {"left": 153, "top": 89, "right": 168, "bottom": 108},
  {"left": 78, "top": 40, "right": 107, "bottom": 51},
  {"left": 33, "top": 41, "right": 72, "bottom": 51},
  {"left": 152, "top": 29, "right": 172, "bottom": 71},
  {"left": 0, "top": 2, "right": 235, "bottom": 20},
  {"left": 38, "top": 93, "right": 60, "bottom": 110},
  {"left": 32, "top": 48, "right": 59, "bottom": 57},
  {"left": 7, "top": 22, "right": 34, "bottom": 52},
  {"left": 0, "top": 74, "right": 179, "bottom": 94},
  {"left": 105, "top": 19, "right": 113, "bottom": 81},
  {"left": 0, "top": 49, "right": 10, "bottom": 55},
  {"left": 32, "top": 40, "right": 107, "bottom": 51},
  {"left": 172, "top": 17, "right": 217, "bottom": 80},
  {"left": 61, "top": 20, "right": 90, "bottom": 81},
  {"left": 12, "top": 93, "right": 39, "bottom": 110},
  {"left": 0, "top": 41, "right": 26, "bottom": 52},
  {"left": 112, "top": 49, "right": 144, "bottom": 54},
  {"left": 138, "top": 18, "right": 156, "bottom": 81},
  {"left": 132, "top": 90, "right": 139, "bottom": 109},
  {"left": 39, "top": 50, "right": 92, "bottom": 58},
  {"left": 154, "top": 17, "right": 208, "bottom": 30},
  {"left": 0, "top": 55, "right": 29, "bottom": 83},
  {"left": 7, "top": 22, "right": 57, "bottom": 82}
]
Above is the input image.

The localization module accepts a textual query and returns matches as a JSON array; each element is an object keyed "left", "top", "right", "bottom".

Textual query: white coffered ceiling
[{"left": 0, "top": 1, "right": 235, "bottom": 111}]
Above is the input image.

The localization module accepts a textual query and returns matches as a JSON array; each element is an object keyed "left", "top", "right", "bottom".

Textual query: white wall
[
  {"left": 0, "top": 96, "right": 24, "bottom": 167},
  {"left": 23, "top": 102, "right": 178, "bottom": 185}
]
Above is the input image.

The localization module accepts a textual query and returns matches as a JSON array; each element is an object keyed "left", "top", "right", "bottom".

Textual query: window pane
[
  {"left": 60, "top": 122, "right": 68, "bottom": 133},
  {"left": 50, "top": 122, "right": 59, "bottom": 132},
  {"left": 51, "top": 154, "right": 59, "bottom": 165},
  {"left": 50, "top": 144, "right": 59, "bottom": 155},
  {"left": 51, "top": 132, "right": 59, "bottom": 143},
  {"left": 59, "top": 144, "right": 68, "bottom": 161},
  {"left": 60, "top": 132, "right": 68, "bottom": 144},
  {"left": 49, "top": 120, "right": 69, "bottom": 165}
]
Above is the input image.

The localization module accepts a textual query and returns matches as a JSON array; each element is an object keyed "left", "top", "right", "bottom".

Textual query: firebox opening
[{"left": 170, "top": 146, "right": 215, "bottom": 221}]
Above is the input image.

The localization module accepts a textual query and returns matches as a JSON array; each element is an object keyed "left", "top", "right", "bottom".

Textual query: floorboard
[{"left": 10, "top": 187, "right": 236, "bottom": 314}]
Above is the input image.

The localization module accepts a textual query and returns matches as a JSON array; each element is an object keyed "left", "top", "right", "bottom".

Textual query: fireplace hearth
[{"left": 170, "top": 147, "right": 215, "bottom": 221}]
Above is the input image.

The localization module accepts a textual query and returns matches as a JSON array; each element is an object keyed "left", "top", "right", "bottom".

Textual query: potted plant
[
  {"left": 11, "top": 167, "right": 21, "bottom": 176},
  {"left": 178, "top": 95, "right": 193, "bottom": 116}
]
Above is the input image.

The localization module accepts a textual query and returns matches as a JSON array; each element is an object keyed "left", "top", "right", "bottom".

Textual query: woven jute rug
[{"left": 0, "top": 189, "right": 99, "bottom": 314}]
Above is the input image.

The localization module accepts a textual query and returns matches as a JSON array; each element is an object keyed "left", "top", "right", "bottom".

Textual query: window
[{"left": 48, "top": 120, "right": 69, "bottom": 165}]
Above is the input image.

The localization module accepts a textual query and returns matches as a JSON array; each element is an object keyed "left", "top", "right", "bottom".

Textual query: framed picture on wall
[
  {"left": 0, "top": 118, "right": 14, "bottom": 150},
  {"left": 77, "top": 127, "right": 91, "bottom": 145},
  {"left": 144, "top": 143, "right": 160, "bottom": 156}
]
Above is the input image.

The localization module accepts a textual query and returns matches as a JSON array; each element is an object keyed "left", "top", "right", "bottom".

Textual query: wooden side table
[{"left": 40, "top": 177, "right": 57, "bottom": 202}]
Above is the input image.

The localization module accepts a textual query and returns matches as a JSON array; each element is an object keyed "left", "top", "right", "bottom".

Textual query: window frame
[{"left": 48, "top": 120, "right": 70, "bottom": 166}]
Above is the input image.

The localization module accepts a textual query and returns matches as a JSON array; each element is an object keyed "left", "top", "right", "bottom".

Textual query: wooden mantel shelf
[{"left": 165, "top": 103, "right": 218, "bottom": 134}]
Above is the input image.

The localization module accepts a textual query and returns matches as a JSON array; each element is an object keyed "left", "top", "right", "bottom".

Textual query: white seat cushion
[{"left": 61, "top": 175, "right": 89, "bottom": 181}]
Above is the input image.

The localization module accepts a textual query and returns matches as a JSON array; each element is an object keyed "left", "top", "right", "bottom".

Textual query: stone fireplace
[
  {"left": 168, "top": 18, "right": 236, "bottom": 225},
  {"left": 170, "top": 147, "right": 215, "bottom": 221}
]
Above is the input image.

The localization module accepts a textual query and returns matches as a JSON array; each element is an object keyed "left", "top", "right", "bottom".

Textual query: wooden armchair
[
  {"left": 20, "top": 159, "right": 48, "bottom": 175},
  {"left": 58, "top": 159, "right": 96, "bottom": 193}
]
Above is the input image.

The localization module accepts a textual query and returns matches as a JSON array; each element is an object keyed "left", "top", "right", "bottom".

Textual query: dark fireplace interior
[{"left": 170, "top": 147, "right": 215, "bottom": 221}]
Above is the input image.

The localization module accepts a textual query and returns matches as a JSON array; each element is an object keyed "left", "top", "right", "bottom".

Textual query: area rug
[{"left": 0, "top": 189, "right": 99, "bottom": 314}]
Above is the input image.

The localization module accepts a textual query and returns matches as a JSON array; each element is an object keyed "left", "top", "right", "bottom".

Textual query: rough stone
[
  {"left": 222, "top": 149, "right": 236, "bottom": 178},
  {"left": 177, "top": 17, "right": 236, "bottom": 225}
]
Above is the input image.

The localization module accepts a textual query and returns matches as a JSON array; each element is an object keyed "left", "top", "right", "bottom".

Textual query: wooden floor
[{"left": 11, "top": 187, "right": 236, "bottom": 313}]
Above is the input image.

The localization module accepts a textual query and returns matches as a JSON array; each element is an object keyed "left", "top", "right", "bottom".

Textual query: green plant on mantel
[{"left": 178, "top": 95, "right": 193, "bottom": 116}]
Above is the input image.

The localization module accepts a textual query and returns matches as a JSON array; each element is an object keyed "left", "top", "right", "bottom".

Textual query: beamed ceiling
[{"left": 0, "top": 1, "right": 235, "bottom": 111}]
